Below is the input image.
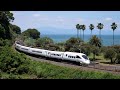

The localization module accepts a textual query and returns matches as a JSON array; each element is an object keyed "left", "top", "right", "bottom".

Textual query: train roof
[{"left": 64, "top": 52, "right": 86, "bottom": 55}]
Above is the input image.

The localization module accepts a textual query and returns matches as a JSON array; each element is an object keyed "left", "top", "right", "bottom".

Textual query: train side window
[{"left": 76, "top": 55, "right": 81, "bottom": 59}]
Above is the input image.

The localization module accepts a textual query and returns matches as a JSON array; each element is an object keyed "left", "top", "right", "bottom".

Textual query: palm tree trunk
[
  {"left": 80, "top": 29, "right": 81, "bottom": 39},
  {"left": 99, "top": 29, "right": 101, "bottom": 40},
  {"left": 83, "top": 30, "right": 84, "bottom": 41},
  {"left": 91, "top": 30, "right": 92, "bottom": 38},
  {"left": 77, "top": 29, "right": 78, "bottom": 38},
  {"left": 113, "top": 30, "right": 114, "bottom": 45}
]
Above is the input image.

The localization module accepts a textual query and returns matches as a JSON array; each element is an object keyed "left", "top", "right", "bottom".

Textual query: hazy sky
[{"left": 11, "top": 11, "right": 120, "bottom": 35}]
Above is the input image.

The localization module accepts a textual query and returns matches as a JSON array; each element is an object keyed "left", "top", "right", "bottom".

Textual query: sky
[{"left": 11, "top": 11, "right": 120, "bottom": 35}]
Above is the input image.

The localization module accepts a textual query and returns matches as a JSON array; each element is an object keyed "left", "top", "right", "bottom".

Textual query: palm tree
[
  {"left": 76, "top": 24, "right": 80, "bottom": 39},
  {"left": 82, "top": 25, "right": 86, "bottom": 41},
  {"left": 97, "top": 23, "right": 104, "bottom": 40},
  {"left": 89, "top": 24, "right": 94, "bottom": 37},
  {"left": 111, "top": 22, "right": 117, "bottom": 45}
]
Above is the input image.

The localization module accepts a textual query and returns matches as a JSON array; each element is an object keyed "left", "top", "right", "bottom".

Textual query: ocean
[{"left": 41, "top": 34, "right": 120, "bottom": 46}]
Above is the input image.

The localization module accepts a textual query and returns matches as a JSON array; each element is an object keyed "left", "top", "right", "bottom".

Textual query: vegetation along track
[
  {"left": 13, "top": 45, "right": 120, "bottom": 75},
  {"left": 28, "top": 55, "right": 120, "bottom": 75}
]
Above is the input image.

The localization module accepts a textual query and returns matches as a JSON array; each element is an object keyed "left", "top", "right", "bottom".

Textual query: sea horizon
[{"left": 41, "top": 34, "right": 120, "bottom": 46}]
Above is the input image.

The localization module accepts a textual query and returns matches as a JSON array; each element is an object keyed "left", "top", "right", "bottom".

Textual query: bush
[
  {"left": 80, "top": 44, "right": 91, "bottom": 56},
  {"left": 0, "top": 46, "right": 31, "bottom": 74},
  {"left": 115, "top": 53, "right": 120, "bottom": 64},
  {"left": 24, "top": 38, "right": 35, "bottom": 47},
  {"left": 91, "top": 46, "right": 100, "bottom": 60},
  {"left": 104, "top": 48, "right": 116, "bottom": 63},
  {"left": 35, "top": 37, "right": 54, "bottom": 48},
  {"left": 65, "top": 37, "right": 83, "bottom": 51},
  {"left": 0, "top": 38, "right": 13, "bottom": 46}
]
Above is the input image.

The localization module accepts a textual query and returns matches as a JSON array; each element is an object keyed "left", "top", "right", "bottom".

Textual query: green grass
[
  {"left": 28, "top": 60, "right": 120, "bottom": 79},
  {"left": 88, "top": 53, "right": 111, "bottom": 63},
  {"left": 1, "top": 57, "right": 120, "bottom": 79}
]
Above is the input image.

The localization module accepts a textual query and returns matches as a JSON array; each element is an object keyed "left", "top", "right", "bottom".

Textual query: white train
[{"left": 15, "top": 42, "right": 90, "bottom": 65}]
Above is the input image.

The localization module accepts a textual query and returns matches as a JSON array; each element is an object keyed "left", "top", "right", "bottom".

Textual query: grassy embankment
[{"left": 1, "top": 55, "right": 120, "bottom": 79}]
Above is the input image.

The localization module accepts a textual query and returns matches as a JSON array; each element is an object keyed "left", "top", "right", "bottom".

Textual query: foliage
[
  {"left": 111, "top": 22, "right": 117, "bottom": 31},
  {"left": 0, "top": 11, "right": 14, "bottom": 39},
  {"left": 0, "top": 46, "right": 31, "bottom": 74},
  {"left": 24, "top": 38, "right": 36, "bottom": 47},
  {"left": 35, "top": 37, "right": 54, "bottom": 49},
  {"left": 29, "top": 60, "right": 120, "bottom": 79},
  {"left": 111, "top": 45, "right": 120, "bottom": 53},
  {"left": 89, "top": 35, "right": 102, "bottom": 47},
  {"left": 65, "top": 37, "right": 83, "bottom": 51},
  {"left": 0, "top": 24, "right": 6, "bottom": 39},
  {"left": 115, "top": 53, "right": 120, "bottom": 64},
  {"left": 80, "top": 44, "right": 91, "bottom": 56},
  {"left": 10, "top": 24, "right": 21, "bottom": 34},
  {"left": 0, "top": 38, "right": 13, "bottom": 46},
  {"left": 91, "top": 46, "right": 100, "bottom": 60},
  {"left": 104, "top": 48, "right": 116, "bottom": 63},
  {"left": 22, "top": 28, "right": 40, "bottom": 39}
]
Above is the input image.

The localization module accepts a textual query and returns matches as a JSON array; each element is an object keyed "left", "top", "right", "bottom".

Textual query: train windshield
[{"left": 82, "top": 55, "right": 88, "bottom": 60}]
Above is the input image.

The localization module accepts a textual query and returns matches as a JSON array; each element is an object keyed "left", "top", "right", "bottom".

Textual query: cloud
[
  {"left": 75, "top": 18, "right": 84, "bottom": 22},
  {"left": 33, "top": 14, "right": 40, "bottom": 17},
  {"left": 105, "top": 17, "right": 112, "bottom": 21}
]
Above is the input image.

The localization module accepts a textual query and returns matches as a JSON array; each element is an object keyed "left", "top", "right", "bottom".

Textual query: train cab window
[
  {"left": 66, "top": 54, "right": 67, "bottom": 56},
  {"left": 82, "top": 55, "right": 88, "bottom": 60},
  {"left": 76, "top": 55, "right": 81, "bottom": 59}
]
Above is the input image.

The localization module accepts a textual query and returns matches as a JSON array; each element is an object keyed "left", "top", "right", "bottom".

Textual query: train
[{"left": 15, "top": 42, "right": 90, "bottom": 65}]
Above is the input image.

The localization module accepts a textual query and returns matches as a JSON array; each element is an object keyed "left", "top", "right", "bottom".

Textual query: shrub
[
  {"left": 91, "top": 46, "right": 100, "bottom": 60},
  {"left": 0, "top": 46, "right": 31, "bottom": 74},
  {"left": 104, "top": 48, "right": 116, "bottom": 63},
  {"left": 80, "top": 44, "right": 91, "bottom": 56},
  {"left": 115, "top": 53, "right": 120, "bottom": 64}
]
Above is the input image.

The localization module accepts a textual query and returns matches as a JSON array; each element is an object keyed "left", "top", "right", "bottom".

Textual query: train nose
[{"left": 86, "top": 60, "right": 90, "bottom": 64}]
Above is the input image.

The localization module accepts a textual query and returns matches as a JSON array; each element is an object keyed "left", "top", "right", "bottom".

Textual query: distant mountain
[
  {"left": 37, "top": 27, "right": 76, "bottom": 35},
  {"left": 37, "top": 27, "right": 120, "bottom": 35}
]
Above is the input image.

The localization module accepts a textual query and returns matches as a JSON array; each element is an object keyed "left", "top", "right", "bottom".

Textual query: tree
[
  {"left": 111, "top": 22, "right": 117, "bottom": 45},
  {"left": 97, "top": 23, "right": 104, "bottom": 40},
  {"left": 22, "top": 28, "right": 40, "bottom": 39},
  {"left": 10, "top": 24, "right": 21, "bottom": 34},
  {"left": 89, "top": 24, "right": 94, "bottom": 37},
  {"left": 115, "top": 53, "right": 120, "bottom": 64},
  {"left": 76, "top": 24, "right": 80, "bottom": 39},
  {"left": 91, "top": 46, "right": 100, "bottom": 60},
  {"left": 81, "top": 25, "right": 86, "bottom": 42},
  {"left": 0, "top": 11, "right": 14, "bottom": 39},
  {"left": 65, "top": 37, "right": 83, "bottom": 51},
  {"left": 89, "top": 35, "right": 102, "bottom": 48},
  {"left": 104, "top": 48, "right": 116, "bottom": 64},
  {"left": 0, "top": 24, "right": 6, "bottom": 39},
  {"left": 35, "top": 37, "right": 54, "bottom": 48}
]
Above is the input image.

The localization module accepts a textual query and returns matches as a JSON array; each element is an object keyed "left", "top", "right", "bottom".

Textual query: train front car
[{"left": 79, "top": 53, "right": 90, "bottom": 65}]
